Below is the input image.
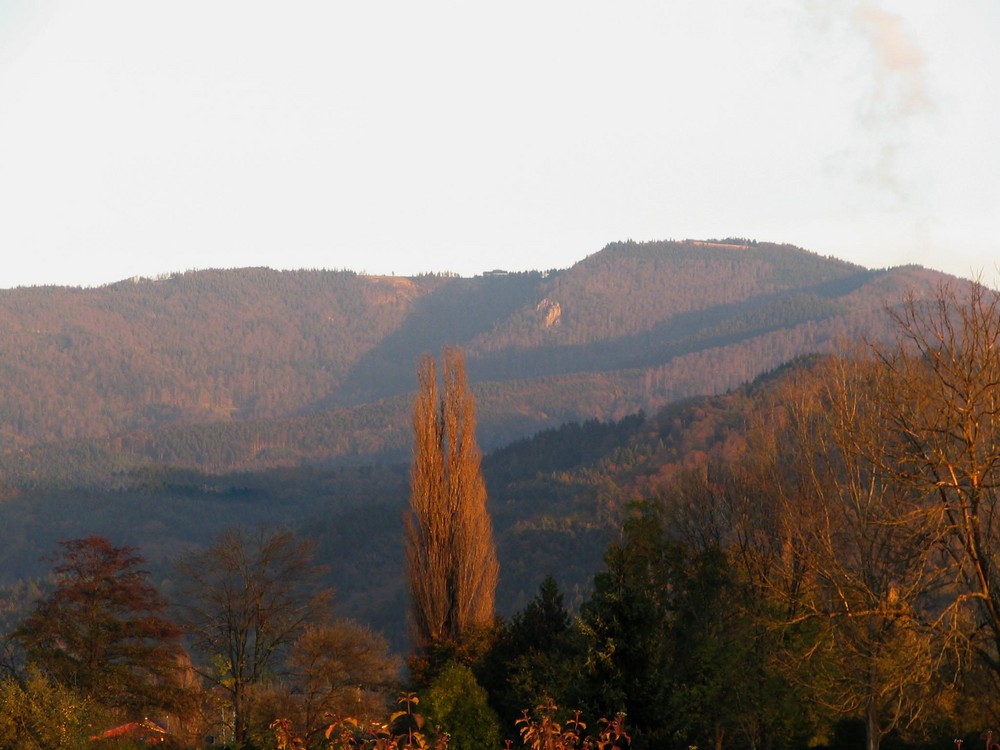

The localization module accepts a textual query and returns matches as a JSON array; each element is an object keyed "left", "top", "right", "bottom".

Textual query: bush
[
  {"left": 423, "top": 663, "right": 501, "bottom": 750},
  {"left": 0, "top": 669, "right": 108, "bottom": 750}
]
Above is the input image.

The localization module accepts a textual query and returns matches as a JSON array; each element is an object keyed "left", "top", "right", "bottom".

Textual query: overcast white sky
[{"left": 0, "top": 1, "right": 997, "bottom": 289}]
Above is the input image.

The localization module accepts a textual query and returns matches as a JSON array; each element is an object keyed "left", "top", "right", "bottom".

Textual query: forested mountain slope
[
  {"left": 0, "top": 364, "right": 792, "bottom": 645},
  {"left": 0, "top": 351, "right": 854, "bottom": 653},
  {"left": 0, "top": 239, "right": 950, "bottom": 486}
]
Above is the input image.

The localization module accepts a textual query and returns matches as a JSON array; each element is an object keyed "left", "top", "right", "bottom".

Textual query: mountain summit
[{"left": 0, "top": 239, "right": 949, "bottom": 484}]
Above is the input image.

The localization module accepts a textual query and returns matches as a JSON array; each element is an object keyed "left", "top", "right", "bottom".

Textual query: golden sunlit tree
[
  {"left": 872, "top": 280, "right": 1000, "bottom": 678},
  {"left": 405, "top": 347, "right": 499, "bottom": 665},
  {"left": 729, "top": 284, "right": 1000, "bottom": 750},
  {"left": 769, "top": 356, "right": 943, "bottom": 750}
]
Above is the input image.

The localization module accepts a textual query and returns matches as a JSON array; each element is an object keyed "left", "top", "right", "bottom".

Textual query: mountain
[
  {"left": 0, "top": 238, "right": 963, "bottom": 643},
  {"left": 0, "top": 239, "right": 950, "bottom": 488}
]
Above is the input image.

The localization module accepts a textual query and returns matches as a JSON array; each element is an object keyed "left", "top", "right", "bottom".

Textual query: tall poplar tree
[{"left": 405, "top": 346, "right": 498, "bottom": 659}]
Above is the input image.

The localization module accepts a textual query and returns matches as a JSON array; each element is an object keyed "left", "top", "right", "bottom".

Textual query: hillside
[
  {"left": 0, "top": 239, "right": 952, "bottom": 487},
  {"left": 0, "top": 359, "right": 816, "bottom": 646}
]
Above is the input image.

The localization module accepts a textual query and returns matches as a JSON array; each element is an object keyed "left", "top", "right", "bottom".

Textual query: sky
[{"left": 0, "top": 1, "right": 997, "bottom": 289}]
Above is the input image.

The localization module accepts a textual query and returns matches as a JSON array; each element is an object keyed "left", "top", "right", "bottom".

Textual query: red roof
[{"left": 91, "top": 719, "right": 170, "bottom": 743}]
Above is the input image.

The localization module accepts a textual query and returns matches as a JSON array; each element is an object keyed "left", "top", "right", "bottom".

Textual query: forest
[
  {"left": 0, "top": 241, "right": 947, "bottom": 484},
  {"left": 0, "top": 243, "right": 996, "bottom": 749}
]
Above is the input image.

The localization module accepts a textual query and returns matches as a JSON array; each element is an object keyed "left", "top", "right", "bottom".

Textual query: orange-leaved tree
[{"left": 405, "top": 347, "right": 498, "bottom": 668}]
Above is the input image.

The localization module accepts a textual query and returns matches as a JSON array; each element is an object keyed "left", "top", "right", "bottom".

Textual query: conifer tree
[{"left": 405, "top": 347, "right": 498, "bottom": 659}]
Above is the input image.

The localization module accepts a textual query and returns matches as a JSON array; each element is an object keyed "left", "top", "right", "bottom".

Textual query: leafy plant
[
  {"left": 273, "top": 695, "right": 630, "bottom": 750},
  {"left": 513, "top": 703, "right": 630, "bottom": 750},
  {"left": 275, "top": 693, "right": 448, "bottom": 750}
]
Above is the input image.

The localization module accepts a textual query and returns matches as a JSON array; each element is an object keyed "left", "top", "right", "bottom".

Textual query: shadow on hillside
[
  {"left": 315, "top": 272, "right": 546, "bottom": 409},
  {"left": 466, "top": 270, "right": 882, "bottom": 382}
]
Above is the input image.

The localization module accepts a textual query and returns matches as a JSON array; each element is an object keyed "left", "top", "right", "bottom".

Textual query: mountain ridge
[
  {"left": 0, "top": 240, "right": 954, "bottom": 487},
  {"left": 0, "top": 240, "right": 969, "bottom": 642}
]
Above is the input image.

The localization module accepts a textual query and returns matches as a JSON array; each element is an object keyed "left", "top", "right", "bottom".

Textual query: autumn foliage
[
  {"left": 405, "top": 348, "right": 499, "bottom": 660},
  {"left": 14, "top": 535, "right": 189, "bottom": 717}
]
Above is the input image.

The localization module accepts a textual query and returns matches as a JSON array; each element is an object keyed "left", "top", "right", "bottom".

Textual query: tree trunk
[
  {"left": 866, "top": 696, "right": 882, "bottom": 750},
  {"left": 233, "top": 682, "right": 246, "bottom": 747}
]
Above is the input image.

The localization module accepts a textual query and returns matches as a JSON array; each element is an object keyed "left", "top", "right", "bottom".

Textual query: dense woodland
[
  {"left": 0, "top": 241, "right": 995, "bottom": 749},
  {"left": 0, "top": 241, "right": 947, "bottom": 484}
]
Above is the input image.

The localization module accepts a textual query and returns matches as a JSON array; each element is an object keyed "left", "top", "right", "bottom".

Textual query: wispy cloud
[
  {"left": 852, "top": 1, "right": 934, "bottom": 202},
  {"left": 854, "top": 1, "right": 933, "bottom": 117}
]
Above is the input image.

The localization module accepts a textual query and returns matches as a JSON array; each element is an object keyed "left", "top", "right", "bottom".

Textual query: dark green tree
[
  {"left": 478, "top": 575, "right": 580, "bottom": 732},
  {"left": 579, "top": 498, "right": 812, "bottom": 750},
  {"left": 665, "top": 544, "right": 775, "bottom": 750},
  {"left": 669, "top": 467, "right": 822, "bottom": 750},
  {"left": 578, "top": 506, "right": 675, "bottom": 749}
]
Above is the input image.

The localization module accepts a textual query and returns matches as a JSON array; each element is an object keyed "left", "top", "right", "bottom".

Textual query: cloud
[
  {"left": 844, "top": 0, "right": 935, "bottom": 207},
  {"left": 853, "top": 0, "right": 933, "bottom": 117}
]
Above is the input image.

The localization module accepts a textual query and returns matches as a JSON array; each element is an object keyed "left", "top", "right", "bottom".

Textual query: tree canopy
[
  {"left": 14, "top": 535, "right": 189, "bottom": 717},
  {"left": 405, "top": 347, "right": 499, "bottom": 669}
]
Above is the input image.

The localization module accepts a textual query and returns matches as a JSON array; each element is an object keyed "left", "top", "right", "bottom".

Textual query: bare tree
[
  {"left": 174, "top": 526, "right": 333, "bottom": 746},
  {"left": 284, "top": 620, "right": 400, "bottom": 742},
  {"left": 723, "top": 355, "right": 948, "bottom": 750},
  {"left": 873, "top": 280, "right": 1000, "bottom": 674},
  {"left": 785, "top": 357, "right": 945, "bottom": 750},
  {"left": 405, "top": 347, "right": 499, "bottom": 659}
]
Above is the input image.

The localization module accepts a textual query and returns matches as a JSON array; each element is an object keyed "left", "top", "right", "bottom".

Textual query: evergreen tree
[
  {"left": 478, "top": 575, "right": 580, "bottom": 734},
  {"left": 405, "top": 347, "right": 499, "bottom": 664},
  {"left": 579, "top": 501, "right": 811, "bottom": 750},
  {"left": 579, "top": 508, "right": 675, "bottom": 748}
]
